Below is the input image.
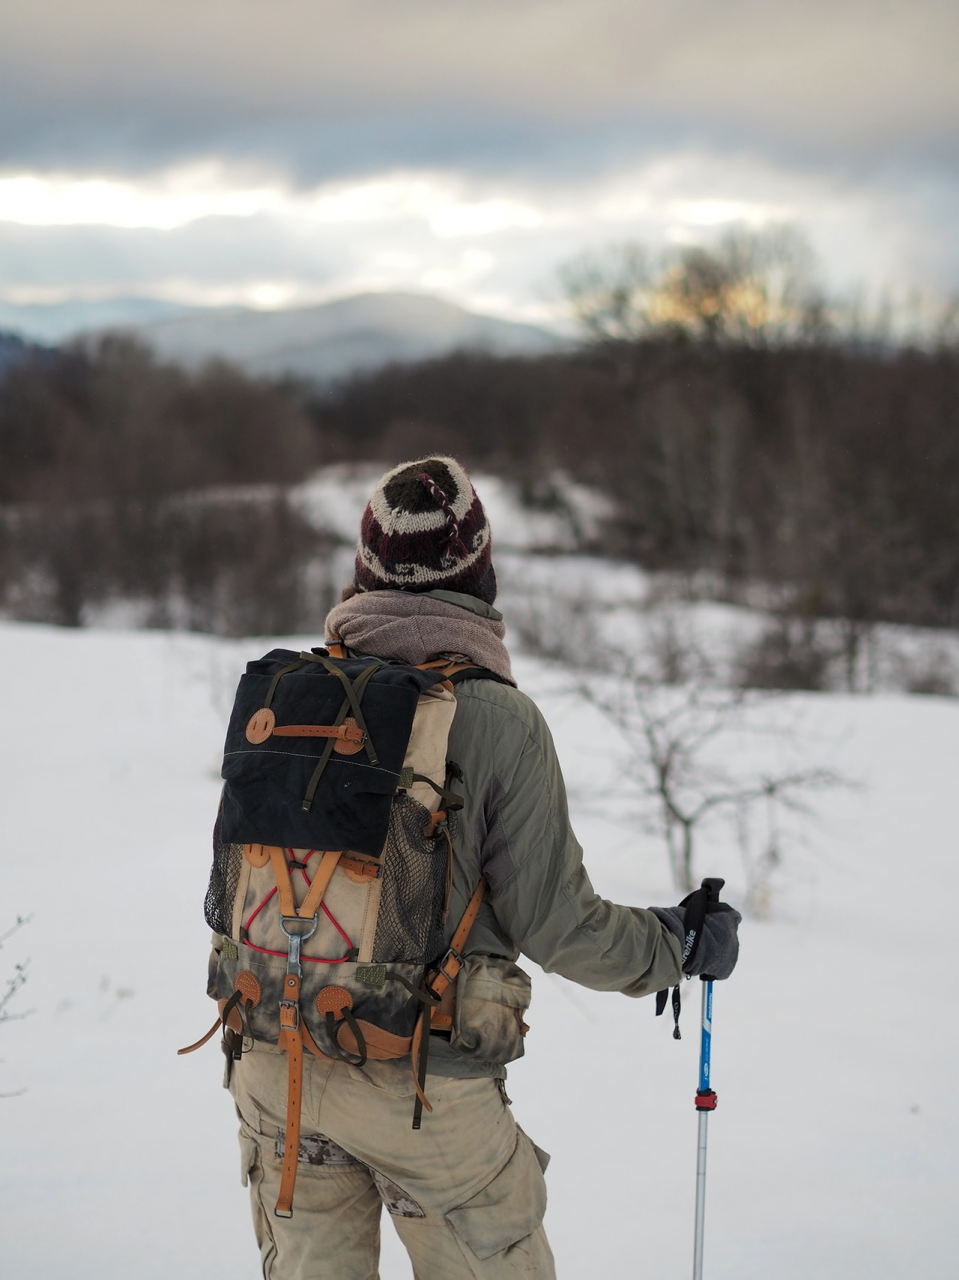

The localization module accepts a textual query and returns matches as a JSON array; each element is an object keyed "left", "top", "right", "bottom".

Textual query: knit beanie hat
[{"left": 354, "top": 456, "right": 497, "bottom": 604}]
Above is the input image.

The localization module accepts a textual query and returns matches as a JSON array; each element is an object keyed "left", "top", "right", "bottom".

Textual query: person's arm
[{"left": 479, "top": 703, "right": 683, "bottom": 999}]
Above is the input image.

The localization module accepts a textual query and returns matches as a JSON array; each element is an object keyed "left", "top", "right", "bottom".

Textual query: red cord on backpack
[{"left": 243, "top": 849, "right": 353, "bottom": 963}]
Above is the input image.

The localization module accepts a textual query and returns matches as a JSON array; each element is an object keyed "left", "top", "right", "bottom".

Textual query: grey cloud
[
  {"left": 0, "top": 0, "right": 955, "bottom": 182},
  {"left": 2, "top": 154, "right": 957, "bottom": 313},
  {"left": 1, "top": 0, "right": 956, "bottom": 313},
  {"left": 0, "top": 216, "right": 338, "bottom": 291}
]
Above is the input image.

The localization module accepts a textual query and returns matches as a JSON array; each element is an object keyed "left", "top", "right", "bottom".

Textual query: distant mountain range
[
  {"left": 116, "top": 292, "right": 563, "bottom": 381},
  {"left": 0, "top": 292, "right": 564, "bottom": 383},
  {"left": 0, "top": 297, "right": 191, "bottom": 345}
]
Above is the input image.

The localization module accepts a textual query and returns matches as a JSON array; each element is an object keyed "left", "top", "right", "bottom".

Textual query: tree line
[
  {"left": 0, "top": 336, "right": 343, "bottom": 631},
  {"left": 1, "top": 264, "right": 956, "bottom": 640},
  {"left": 307, "top": 339, "right": 959, "bottom": 632}
]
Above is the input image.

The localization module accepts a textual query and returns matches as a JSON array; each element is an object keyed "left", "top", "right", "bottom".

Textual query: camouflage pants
[{"left": 228, "top": 1040, "right": 555, "bottom": 1279}]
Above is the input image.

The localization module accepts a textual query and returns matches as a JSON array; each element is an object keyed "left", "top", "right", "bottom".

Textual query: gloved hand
[{"left": 650, "top": 891, "right": 742, "bottom": 980}]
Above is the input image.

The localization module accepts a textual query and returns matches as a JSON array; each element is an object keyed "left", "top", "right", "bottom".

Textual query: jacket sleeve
[{"left": 481, "top": 699, "right": 683, "bottom": 999}]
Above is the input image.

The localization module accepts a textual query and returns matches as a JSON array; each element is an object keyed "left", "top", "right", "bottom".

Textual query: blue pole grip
[{"left": 698, "top": 979, "right": 713, "bottom": 1093}]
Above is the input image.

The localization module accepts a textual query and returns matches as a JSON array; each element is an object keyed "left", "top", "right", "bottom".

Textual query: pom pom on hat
[{"left": 354, "top": 456, "right": 496, "bottom": 604}]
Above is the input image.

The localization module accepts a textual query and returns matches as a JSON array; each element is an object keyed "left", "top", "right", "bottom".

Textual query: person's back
[{"left": 207, "top": 456, "right": 741, "bottom": 1279}]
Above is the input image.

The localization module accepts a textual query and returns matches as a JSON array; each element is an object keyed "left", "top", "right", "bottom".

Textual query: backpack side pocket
[{"left": 450, "top": 956, "right": 531, "bottom": 1064}]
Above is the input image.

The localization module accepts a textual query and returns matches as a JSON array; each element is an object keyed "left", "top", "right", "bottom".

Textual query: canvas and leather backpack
[{"left": 179, "top": 643, "right": 496, "bottom": 1216}]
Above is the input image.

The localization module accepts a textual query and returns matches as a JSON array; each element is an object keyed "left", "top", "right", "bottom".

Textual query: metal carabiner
[{"left": 279, "top": 914, "right": 319, "bottom": 977}]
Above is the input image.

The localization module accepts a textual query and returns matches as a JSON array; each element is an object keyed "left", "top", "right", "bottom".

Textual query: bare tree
[
  {"left": 561, "top": 225, "right": 827, "bottom": 350},
  {"left": 1, "top": 915, "right": 33, "bottom": 1098},
  {"left": 581, "top": 663, "right": 841, "bottom": 894},
  {"left": 512, "top": 583, "right": 847, "bottom": 905}
]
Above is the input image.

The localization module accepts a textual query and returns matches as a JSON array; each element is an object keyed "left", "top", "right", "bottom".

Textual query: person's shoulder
[{"left": 453, "top": 676, "right": 547, "bottom": 736}]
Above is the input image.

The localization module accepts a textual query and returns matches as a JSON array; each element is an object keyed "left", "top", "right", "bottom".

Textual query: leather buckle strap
[
  {"left": 271, "top": 722, "right": 366, "bottom": 745},
  {"left": 275, "top": 972, "right": 304, "bottom": 1218},
  {"left": 423, "top": 875, "right": 487, "bottom": 1023},
  {"left": 425, "top": 877, "right": 487, "bottom": 1004},
  {"left": 433, "top": 946, "right": 464, "bottom": 991}
]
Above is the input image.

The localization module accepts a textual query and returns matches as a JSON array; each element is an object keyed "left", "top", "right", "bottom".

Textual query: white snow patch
[{"left": 0, "top": 620, "right": 956, "bottom": 1278}]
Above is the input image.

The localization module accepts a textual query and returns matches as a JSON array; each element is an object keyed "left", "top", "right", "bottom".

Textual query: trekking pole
[{"left": 692, "top": 877, "right": 723, "bottom": 1280}]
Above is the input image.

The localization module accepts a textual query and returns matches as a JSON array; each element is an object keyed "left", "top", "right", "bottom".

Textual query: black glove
[{"left": 651, "top": 887, "right": 741, "bottom": 981}]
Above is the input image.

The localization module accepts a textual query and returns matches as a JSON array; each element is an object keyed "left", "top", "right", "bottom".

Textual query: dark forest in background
[{"left": 1, "top": 301, "right": 957, "bottom": 641}]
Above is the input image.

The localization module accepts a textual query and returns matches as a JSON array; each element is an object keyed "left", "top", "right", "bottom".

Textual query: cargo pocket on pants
[
  {"left": 241, "top": 1131, "right": 280, "bottom": 1279},
  {"left": 239, "top": 1127, "right": 260, "bottom": 1189},
  {"left": 445, "top": 1129, "right": 549, "bottom": 1261}
]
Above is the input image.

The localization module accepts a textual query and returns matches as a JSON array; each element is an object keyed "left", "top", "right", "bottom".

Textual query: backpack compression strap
[
  {"left": 270, "top": 846, "right": 343, "bottom": 1219},
  {"left": 409, "top": 876, "right": 488, "bottom": 1129},
  {"left": 426, "top": 876, "right": 487, "bottom": 1003}
]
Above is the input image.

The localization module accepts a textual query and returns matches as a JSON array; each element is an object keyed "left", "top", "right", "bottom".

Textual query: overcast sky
[{"left": 1, "top": 0, "right": 956, "bottom": 323}]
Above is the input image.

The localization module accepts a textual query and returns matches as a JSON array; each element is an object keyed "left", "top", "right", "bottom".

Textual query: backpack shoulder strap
[
  {"left": 324, "top": 644, "right": 508, "bottom": 686},
  {"left": 447, "top": 667, "right": 508, "bottom": 687},
  {"left": 417, "top": 655, "right": 509, "bottom": 687}
]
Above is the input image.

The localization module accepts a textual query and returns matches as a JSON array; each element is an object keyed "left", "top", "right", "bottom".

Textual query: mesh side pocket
[
  {"left": 372, "top": 794, "right": 450, "bottom": 964},
  {"left": 204, "top": 815, "right": 245, "bottom": 936}
]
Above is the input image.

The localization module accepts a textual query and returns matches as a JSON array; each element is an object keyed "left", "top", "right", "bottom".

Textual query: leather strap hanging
[
  {"left": 275, "top": 971, "right": 305, "bottom": 1219},
  {"left": 176, "top": 990, "right": 242, "bottom": 1056},
  {"left": 268, "top": 847, "right": 342, "bottom": 1217}
]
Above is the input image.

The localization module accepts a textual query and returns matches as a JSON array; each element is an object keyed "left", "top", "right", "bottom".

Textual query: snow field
[{"left": 0, "top": 621, "right": 956, "bottom": 1278}]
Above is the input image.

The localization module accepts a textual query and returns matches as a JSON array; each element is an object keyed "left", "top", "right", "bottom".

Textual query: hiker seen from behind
[{"left": 182, "top": 455, "right": 742, "bottom": 1278}]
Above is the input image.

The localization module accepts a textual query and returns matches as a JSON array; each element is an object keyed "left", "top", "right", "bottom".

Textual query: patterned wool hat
[{"left": 354, "top": 456, "right": 496, "bottom": 603}]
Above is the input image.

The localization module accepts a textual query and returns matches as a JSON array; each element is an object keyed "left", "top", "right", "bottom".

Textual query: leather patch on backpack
[
  {"left": 316, "top": 986, "right": 353, "bottom": 1017},
  {"left": 245, "top": 708, "right": 275, "bottom": 744},
  {"left": 244, "top": 843, "right": 274, "bottom": 867},
  {"left": 333, "top": 717, "right": 364, "bottom": 755},
  {"left": 235, "top": 970, "right": 262, "bottom": 1008},
  {"left": 340, "top": 854, "right": 381, "bottom": 883}
]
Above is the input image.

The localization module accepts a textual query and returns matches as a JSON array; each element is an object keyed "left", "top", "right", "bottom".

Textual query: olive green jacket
[{"left": 428, "top": 661, "right": 683, "bottom": 1078}]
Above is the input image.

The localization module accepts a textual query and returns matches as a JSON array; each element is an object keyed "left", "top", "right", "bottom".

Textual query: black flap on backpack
[{"left": 218, "top": 649, "right": 447, "bottom": 857}]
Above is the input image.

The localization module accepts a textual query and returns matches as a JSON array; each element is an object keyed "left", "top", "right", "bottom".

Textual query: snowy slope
[{"left": 0, "top": 621, "right": 956, "bottom": 1279}]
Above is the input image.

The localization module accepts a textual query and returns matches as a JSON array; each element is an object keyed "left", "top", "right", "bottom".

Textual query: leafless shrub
[
  {"left": 906, "top": 669, "right": 957, "bottom": 697},
  {"left": 153, "top": 492, "right": 339, "bottom": 636},
  {"left": 508, "top": 583, "right": 710, "bottom": 683},
  {"left": 734, "top": 615, "right": 833, "bottom": 691},
  {"left": 0, "top": 489, "right": 341, "bottom": 636},
  {"left": 578, "top": 662, "right": 843, "bottom": 896},
  {"left": 875, "top": 640, "right": 957, "bottom": 701},
  {"left": 642, "top": 610, "right": 715, "bottom": 685},
  {"left": 1, "top": 915, "right": 33, "bottom": 1098}
]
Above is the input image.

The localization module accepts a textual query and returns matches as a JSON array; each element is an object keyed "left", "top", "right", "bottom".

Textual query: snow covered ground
[{"left": 1, "top": 618, "right": 956, "bottom": 1279}]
